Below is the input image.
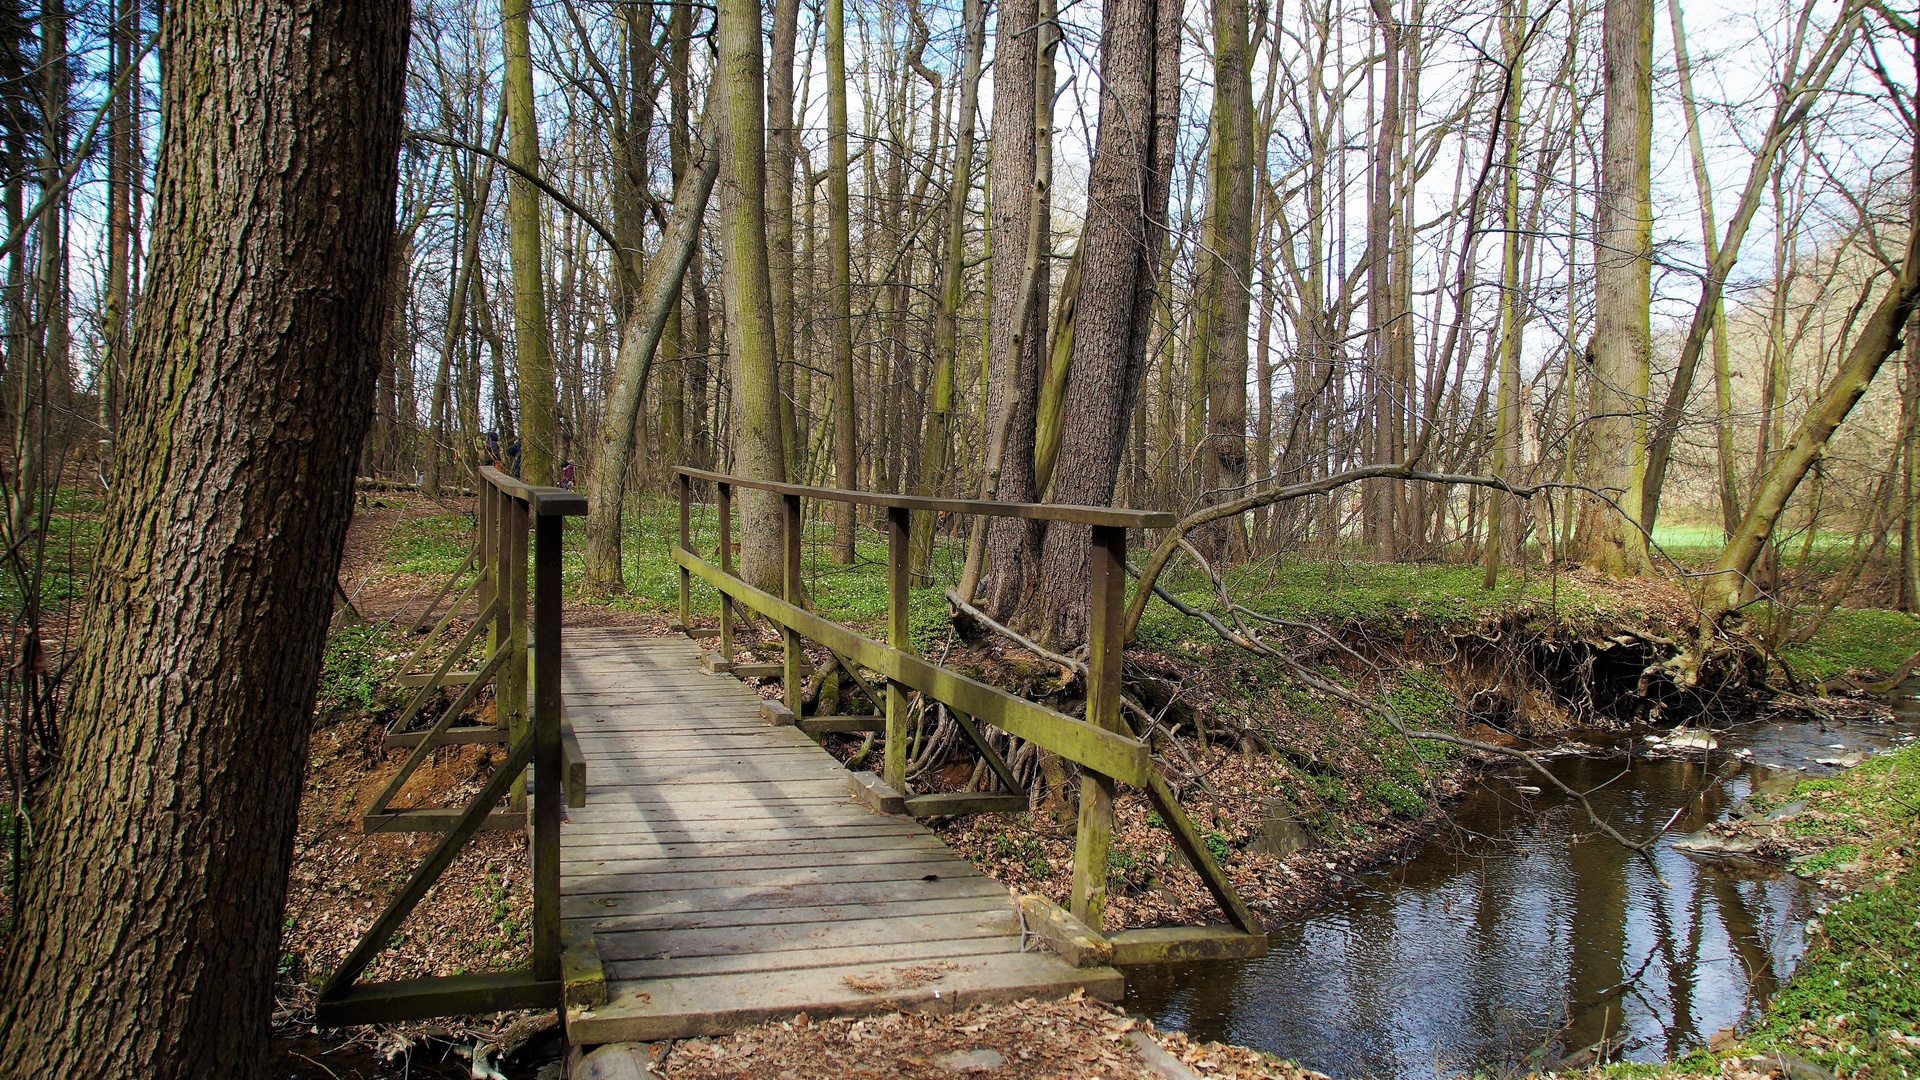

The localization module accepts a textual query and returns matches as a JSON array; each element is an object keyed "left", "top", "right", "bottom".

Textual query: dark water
[{"left": 1124, "top": 703, "right": 1920, "bottom": 1079}]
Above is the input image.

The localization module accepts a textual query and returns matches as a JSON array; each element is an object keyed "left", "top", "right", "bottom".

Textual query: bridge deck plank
[{"left": 559, "top": 629, "right": 1117, "bottom": 1044}]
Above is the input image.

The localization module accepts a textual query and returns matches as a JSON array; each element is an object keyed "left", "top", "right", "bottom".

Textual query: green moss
[{"left": 1364, "top": 776, "right": 1426, "bottom": 818}]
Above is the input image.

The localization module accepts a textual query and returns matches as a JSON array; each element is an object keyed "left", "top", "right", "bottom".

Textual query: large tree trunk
[
  {"left": 0, "top": 2, "right": 405, "bottom": 1074},
  {"left": 1574, "top": 0, "right": 1653, "bottom": 575},
  {"left": 717, "top": 0, "right": 788, "bottom": 592},
  {"left": 1029, "top": 0, "right": 1179, "bottom": 645},
  {"left": 503, "top": 0, "right": 557, "bottom": 484},
  {"left": 972, "top": 0, "right": 1050, "bottom": 616}
]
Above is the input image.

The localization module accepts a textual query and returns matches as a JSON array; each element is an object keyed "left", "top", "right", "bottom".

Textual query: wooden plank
[
  {"left": 563, "top": 798, "right": 869, "bottom": 819},
  {"left": 397, "top": 670, "right": 480, "bottom": 687},
  {"left": 562, "top": 831, "right": 940, "bottom": 860},
  {"left": 593, "top": 909, "right": 1020, "bottom": 962},
  {"left": 479, "top": 464, "right": 587, "bottom": 516},
  {"left": 559, "top": 875, "right": 1008, "bottom": 919},
  {"left": 904, "top": 792, "right": 1029, "bottom": 818},
  {"left": 670, "top": 466, "right": 1175, "bottom": 529},
  {"left": 560, "top": 844, "right": 959, "bottom": 877},
  {"left": 362, "top": 809, "right": 526, "bottom": 833},
  {"left": 567, "top": 952, "right": 1123, "bottom": 1043},
  {"left": 562, "top": 822, "right": 926, "bottom": 848},
  {"left": 581, "top": 763, "right": 847, "bottom": 786},
  {"left": 561, "top": 715, "right": 587, "bottom": 808},
  {"left": 569, "top": 781, "right": 853, "bottom": 803},
  {"left": 563, "top": 856, "right": 969, "bottom": 895},
  {"left": 562, "top": 894, "right": 1008, "bottom": 936},
  {"left": 603, "top": 935, "right": 1022, "bottom": 982},
  {"left": 730, "top": 662, "right": 784, "bottom": 679},
  {"left": 563, "top": 930, "right": 608, "bottom": 1008},
  {"left": 318, "top": 971, "right": 560, "bottom": 1026},
  {"left": 1106, "top": 926, "right": 1269, "bottom": 964},
  {"left": 798, "top": 715, "right": 884, "bottom": 734},
  {"left": 383, "top": 726, "right": 509, "bottom": 749}
]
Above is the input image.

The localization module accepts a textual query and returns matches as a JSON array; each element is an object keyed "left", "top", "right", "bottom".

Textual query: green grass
[
  {"left": 1780, "top": 606, "right": 1920, "bottom": 680},
  {"left": 386, "top": 513, "right": 477, "bottom": 576},
  {"left": 1133, "top": 555, "right": 1615, "bottom": 651}
]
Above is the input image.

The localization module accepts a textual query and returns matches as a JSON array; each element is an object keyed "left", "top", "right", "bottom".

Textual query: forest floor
[{"left": 266, "top": 490, "right": 1920, "bottom": 1079}]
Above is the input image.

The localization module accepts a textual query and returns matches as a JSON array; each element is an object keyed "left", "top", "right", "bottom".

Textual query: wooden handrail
[
  {"left": 671, "top": 465, "right": 1174, "bottom": 530},
  {"left": 480, "top": 465, "right": 588, "bottom": 517},
  {"left": 672, "top": 467, "right": 1263, "bottom": 943}
]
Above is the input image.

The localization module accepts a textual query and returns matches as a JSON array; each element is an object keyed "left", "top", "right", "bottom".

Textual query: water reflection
[{"left": 1125, "top": 747, "right": 1830, "bottom": 1078}]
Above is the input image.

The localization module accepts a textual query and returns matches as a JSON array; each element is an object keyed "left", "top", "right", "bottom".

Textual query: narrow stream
[{"left": 1124, "top": 695, "right": 1920, "bottom": 1078}]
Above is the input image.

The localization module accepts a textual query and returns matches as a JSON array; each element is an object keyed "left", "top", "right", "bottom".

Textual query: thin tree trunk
[
  {"left": 912, "top": 0, "right": 987, "bottom": 582},
  {"left": 1199, "top": 0, "right": 1254, "bottom": 561},
  {"left": 826, "top": 0, "right": 858, "bottom": 561},
  {"left": 1704, "top": 225, "right": 1920, "bottom": 628},
  {"left": 0, "top": 3, "right": 405, "bottom": 1072},
  {"left": 503, "top": 0, "right": 557, "bottom": 484},
  {"left": 1482, "top": 0, "right": 1526, "bottom": 588},
  {"left": 582, "top": 92, "right": 722, "bottom": 592}
]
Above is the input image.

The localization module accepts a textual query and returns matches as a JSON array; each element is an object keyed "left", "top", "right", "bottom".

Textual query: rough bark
[
  {"left": 0, "top": 2, "right": 405, "bottom": 1073},
  {"left": 1030, "top": 0, "right": 1179, "bottom": 645},
  {"left": 718, "top": 0, "right": 788, "bottom": 592},
  {"left": 974, "top": 0, "right": 1048, "bottom": 615},
  {"left": 1575, "top": 0, "right": 1653, "bottom": 575}
]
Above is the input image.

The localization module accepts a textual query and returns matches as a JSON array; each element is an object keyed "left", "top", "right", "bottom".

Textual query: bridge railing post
[
  {"left": 718, "top": 481, "right": 735, "bottom": 668},
  {"left": 1071, "top": 524, "right": 1127, "bottom": 931},
  {"left": 782, "top": 492, "right": 804, "bottom": 717},
  {"left": 505, "top": 494, "right": 530, "bottom": 810},
  {"left": 480, "top": 480, "right": 498, "bottom": 669},
  {"left": 883, "top": 506, "right": 911, "bottom": 792},
  {"left": 531, "top": 508, "right": 562, "bottom": 981},
  {"left": 677, "top": 471, "right": 692, "bottom": 632}
]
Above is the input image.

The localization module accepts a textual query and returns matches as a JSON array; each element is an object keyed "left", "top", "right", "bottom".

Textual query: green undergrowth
[
  {"left": 316, "top": 622, "right": 408, "bottom": 716},
  {"left": 1778, "top": 605, "right": 1920, "bottom": 682},
  {"left": 0, "top": 484, "right": 105, "bottom": 611}
]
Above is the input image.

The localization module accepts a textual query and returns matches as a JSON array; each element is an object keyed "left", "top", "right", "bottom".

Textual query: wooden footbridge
[{"left": 315, "top": 467, "right": 1264, "bottom": 1044}]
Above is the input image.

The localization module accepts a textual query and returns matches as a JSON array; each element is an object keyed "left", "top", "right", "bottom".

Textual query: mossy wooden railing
[
  {"left": 671, "top": 466, "right": 1266, "bottom": 961},
  {"left": 317, "top": 467, "right": 586, "bottom": 1024}
]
